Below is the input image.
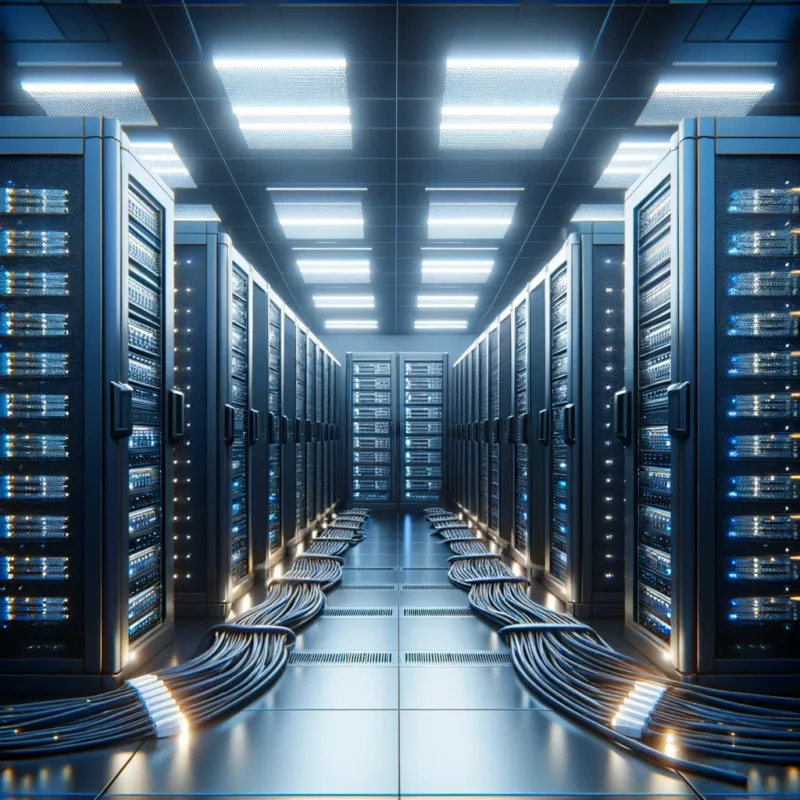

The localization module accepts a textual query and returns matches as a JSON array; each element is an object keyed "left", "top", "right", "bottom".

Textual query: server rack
[
  {"left": 478, "top": 337, "right": 489, "bottom": 529},
  {"left": 306, "top": 338, "right": 317, "bottom": 527},
  {"left": 266, "top": 290, "right": 283, "bottom": 561},
  {"left": 314, "top": 343, "right": 323, "bottom": 522},
  {"left": 510, "top": 289, "right": 531, "bottom": 566},
  {"left": 295, "top": 323, "right": 307, "bottom": 535},
  {"left": 400, "top": 353, "right": 448, "bottom": 504},
  {"left": 622, "top": 117, "right": 800, "bottom": 690},
  {"left": 281, "top": 311, "right": 298, "bottom": 545},
  {"left": 0, "top": 117, "right": 177, "bottom": 690},
  {"left": 173, "top": 223, "right": 261, "bottom": 617},
  {"left": 497, "top": 312, "right": 515, "bottom": 545},
  {"left": 487, "top": 325, "right": 501, "bottom": 540},
  {"left": 347, "top": 352, "right": 396, "bottom": 504},
  {"left": 538, "top": 225, "right": 625, "bottom": 616}
]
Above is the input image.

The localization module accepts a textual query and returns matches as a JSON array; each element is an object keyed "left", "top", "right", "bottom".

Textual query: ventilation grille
[
  {"left": 289, "top": 651, "right": 394, "bottom": 665},
  {"left": 403, "top": 651, "right": 512, "bottom": 665},
  {"left": 344, "top": 566, "right": 395, "bottom": 571},
  {"left": 335, "top": 584, "right": 396, "bottom": 591},
  {"left": 321, "top": 608, "right": 395, "bottom": 618},
  {"left": 401, "top": 584, "right": 457, "bottom": 591},
  {"left": 403, "top": 608, "right": 474, "bottom": 618}
]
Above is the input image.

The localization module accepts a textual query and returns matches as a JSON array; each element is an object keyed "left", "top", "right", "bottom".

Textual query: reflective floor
[{"left": 1, "top": 511, "right": 799, "bottom": 799}]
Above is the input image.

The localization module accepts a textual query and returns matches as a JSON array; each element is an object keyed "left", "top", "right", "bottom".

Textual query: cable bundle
[
  {"left": 0, "top": 509, "right": 371, "bottom": 758},
  {"left": 424, "top": 508, "right": 800, "bottom": 786}
]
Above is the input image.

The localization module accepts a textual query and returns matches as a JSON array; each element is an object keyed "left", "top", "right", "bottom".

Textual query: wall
[{"left": 320, "top": 333, "right": 475, "bottom": 367}]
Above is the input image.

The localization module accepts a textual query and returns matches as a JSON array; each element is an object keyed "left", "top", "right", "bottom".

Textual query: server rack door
[
  {"left": 488, "top": 327, "right": 501, "bottom": 539},
  {"left": 266, "top": 294, "right": 283, "bottom": 559},
  {"left": 315, "top": 344, "right": 323, "bottom": 520},
  {"left": 579, "top": 231, "right": 626, "bottom": 616},
  {"left": 295, "top": 325, "right": 307, "bottom": 534},
  {"left": 306, "top": 339, "right": 316, "bottom": 526},
  {"left": 498, "top": 315, "right": 515, "bottom": 543},
  {"left": 526, "top": 279, "right": 547, "bottom": 574},
  {"left": 511, "top": 293, "right": 531, "bottom": 565},
  {"left": 173, "top": 226, "right": 218, "bottom": 618},
  {"left": 113, "top": 144, "right": 176, "bottom": 672},
  {"left": 281, "top": 316, "right": 297, "bottom": 544},
  {"left": 0, "top": 128, "right": 103, "bottom": 682},
  {"left": 478, "top": 337, "right": 489, "bottom": 529},
  {"left": 696, "top": 123, "right": 800, "bottom": 686},
  {"left": 400, "top": 353, "right": 446, "bottom": 505},
  {"left": 250, "top": 274, "right": 269, "bottom": 569},
  {"left": 348, "top": 353, "right": 396, "bottom": 504},
  {"left": 624, "top": 152, "right": 681, "bottom": 668},
  {"left": 469, "top": 349, "right": 478, "bottom": 519}
]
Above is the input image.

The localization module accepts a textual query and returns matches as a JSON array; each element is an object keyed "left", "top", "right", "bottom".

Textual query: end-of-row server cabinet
[
  {"left": 622, "top": 117, "right": 800, "bottom": 691},
  {"left": 0, "top": 117, "right": 179, "bottom": 691},
  {"left": 173, "top": 222, "right": 274, "bottom": 619},
  {"left": 533, "top": 224, "right": 626, "bottom": 617}
]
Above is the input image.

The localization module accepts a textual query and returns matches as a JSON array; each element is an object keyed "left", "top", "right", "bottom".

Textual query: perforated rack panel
[
  {"left": 513, "top": 294, "right": 530, "bottom": 558},
  {"left": 296, "top": 326, "right": 307, "bottom": 531},
  {"left": 267, "top": 297, "right": 282, "bottom": 556}
]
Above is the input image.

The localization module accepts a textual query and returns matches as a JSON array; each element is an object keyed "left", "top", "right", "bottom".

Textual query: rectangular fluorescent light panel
[
  {"left": 130, "top": 141, "right": 196, "bottom": 189},
  {"left": 417, "top": 295, "right": 478, "bottom": 308},
  {"left": 439, "top": 57, "right": 578, "bottom": 150},
  {"left": 428, "top": 202, "right": 515, "bottom": 240},
  {"left": 175, "top": 204, "right": 220, "bottom": 222},
  {"left": 314, "top": 295, "right": 374, "bottom": 308},
  {"left": 571, "top": 204, "right": 624, "bottom": 222},
  {"left": 421, "top": 259, "right": 493, "bottom": 284},
  {"left": 21, "top": 80, "right": 156, "bottom": 126},
  {"left": 595, "top": 141, "right": 671, "bottom": 190},
  {"left": 275, "top": 202, "right": 364, "bottom": 240},
  {"left": 213, "top": 57, "right": 351, "bottom": 149},
  {"left": 298, "top": 259, "right": 370, "bottom": 284},
  {"left": 415, "top": 320, "right": 469, "bottom": 329},
  {"left": 325, "top": 320, "right": 377, "bottom": 329},
  {"left": 636, "top": 81, "right": 773, "bottom": 126}
]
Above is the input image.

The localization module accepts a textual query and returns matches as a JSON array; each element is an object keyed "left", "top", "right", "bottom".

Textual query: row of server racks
[
  {"left": 346, "top": 352, "right": 448, "bottom": 505},
  {"left": 0, "top": 117, "right": 342, "bottom": 692},
  {"left": 447, "top": 117, "right": 800, "bottom": 691}
]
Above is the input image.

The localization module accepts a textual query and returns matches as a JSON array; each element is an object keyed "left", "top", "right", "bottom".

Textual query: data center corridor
[{"left": 0, "top": 509, "right": 796, "bottom": 800}]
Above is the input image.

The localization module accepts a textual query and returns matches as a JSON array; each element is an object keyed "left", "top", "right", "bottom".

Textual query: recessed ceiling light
[
  {"left": 21, "top": 80, "right": 156, "bottom": 125},
  {"left": 595, "top": 140, "right": 671, "bottom": 190},
  {"left": 292, "top": 246, "right": 372, "bottom": 251},
  {"left": 421, "top": 260, "right": 493, "bottom": 284},
  {"left": 275, "top": 202, "right": 364, "bottom": 240},
  {"left": 636, "top": 81, "right": 774, "bottom": 126},
  {"left": 214, "top": 57, "right": 351, "bottom": 149},
  {"left": 428, "top": 202, "right": 515, "bottom": 239},
  {"left": 570, "top": 204, "right": 624, "bottom": 222},
  {"left": 325, "top": 320, "right": 378, "bottom": 329},
  {"left": 268, "top": 186, "right": 367, "bottom": 192},
  {"left": 417, "top": 295, "right": 478, "bottom": 308},
  {"left": 130, "top": 141, "right": 196, "bottom": 189},
  {"left": 414, "top": 320, "right": 469, "bottom": 329},
  {"left": 175, "top": 204, "right": 220, "bottom": 222},
  {"left": 298, "top": 259, "right": 370, "bottom": 284},
  {"left": 421, "top": 246, "right": 498, "bottom": 251},
  {"left": 425, "top": 187, "right": 524, "bottom": 192},
  {"left": 438, "top": 56, "right": 577, "bottom": 150},
  {"left": 314, "top": 295, "right": 374, "bottom": 308}
]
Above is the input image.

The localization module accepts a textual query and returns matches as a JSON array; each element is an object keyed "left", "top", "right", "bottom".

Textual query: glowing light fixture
[
  {"left": 421, "top": 259, "right": 493, "bottom": 284},
  {"left": 313, "top": 295, "right": 374, "bottom": 308},
  {"left": 275, "top": 201, "right": 364, "bottom": 240},
  {"left": 130, "top": 141, "right": 196, "bottom": 189},
  {"left": 428, "top": 202, "right": 515, "bottom": 239},
  {"left": 21, "top": 80, "right": 156, "bottom": 125},
  {"left": 325, "top": 320, "right": 378, "bottom": 329},
  {"left": 417, "top": 295, "right": 478, "bottom": 308},
  {"left": 570, "top": 204, "right": 624, "bottom": 222},
  {"left": 636, "top": 81, "right": 774, "bottom": 126},
  {"left": 595, "top": 141, "right": 671, "bottom": 190},
  {"left": 175, "top": 204, "right": 220, "bottom": 222},
  {"left": 415, "top": 320, "right": 468, "bottom": 330}
]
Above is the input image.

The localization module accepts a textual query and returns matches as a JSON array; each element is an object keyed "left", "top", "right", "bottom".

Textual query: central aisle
[{"left": 94, "top": 510, "right": 715, "bottom": 797}]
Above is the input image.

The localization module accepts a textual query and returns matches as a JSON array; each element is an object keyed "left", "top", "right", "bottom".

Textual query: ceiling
[{"left": 2, "top": 0, "right": 800, "bottom": 335}]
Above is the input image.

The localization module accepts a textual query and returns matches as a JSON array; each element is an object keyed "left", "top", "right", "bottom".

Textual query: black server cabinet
[
  {"left": 281, "top": 312, "right": 298, "bottom": 545},
  {"left": 314, "top": 343, "right": 323, "bottom": 522},
  {"left": 498, "top": 313, "right": 515, "bottom": 544},
  {"left": 306, "top": 338, "right": 317, "bottom": 528},
  {"left": 623, "top": 117, "right": 800, "bottom": 690},
  {"left": 478, "top": 337, "right": 489, "bottom": 529},
  {"left": 0, "top": 117, "right": 177, "bottom": 690},
  {"left": 470, "top": 348, "right": 479, "bottom": 520},
  {"left": 173, "top": 223, "right": 261, "bottom": 618},
  {"left": 265, "top": 290, "right": 283, "bottom": 562},
  {"left": 487, "top": 325, "right": 502, "bottom": 541},
  {"left": 539, "top": 225, "right": 626, "bottom": 617},
  {"left": 250, "top": 272, "right": 269, "bottom": 571},
  {"left": 347, "top": 352, "right": 396, "bottom": 504},
  {"left": 295, "top": 323, "right": 307, "bottom": 535},
  {"left": 400, "top": 353, "right": 448, "bottom": 504},
  {"left": 510, "top": 289, "right": 531, "bottom": 567}
]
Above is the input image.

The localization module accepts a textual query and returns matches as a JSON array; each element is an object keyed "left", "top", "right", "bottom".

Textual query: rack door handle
[
  {"left": 281, "top": 414, "right": 288, "bottom": 444},
  {"left": 483, "top": 419, "right": 490, "bottom": 443},
  {"left": 537, "top": 408, "right": 549, "bottom": 444},
  {"left": 223, "top": 404, "right": 236, "bottom": 444},
  {"left": 613, "top": 389, "right": 631, "bottom": 443},
  {"left": 110, "top": 381, "right": 133, "bottom": 439},
  {"left": 506, "top": 415, "right": 515, "bottom": 443},
  {"left": 493, "top": 417, "right": 502, "bottom": 443},
  {"left": 168, "top": 389, "right": 185, "bottom": 442},
  {"left": 563, "top": 403, "right": 576, "bottom": 445},
  {"left": 519, "top": 412, "right": 530, "bottom": 444},
  {"left": 294, "top": 417, "right": 302, "bottom": 443},
  {"left": 667, "top": 381, "right": 691, "bottom": 439},
  {"left": 249, "top": 409, "right": 260, "bottom": 445},
  {"left": 305, "top": 419, "right": 312, "bottom": 442}
]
